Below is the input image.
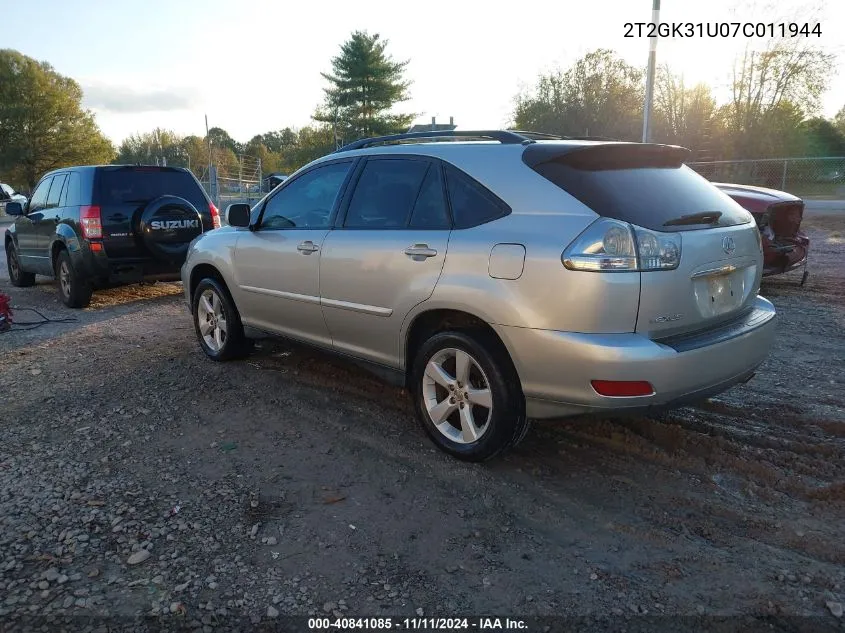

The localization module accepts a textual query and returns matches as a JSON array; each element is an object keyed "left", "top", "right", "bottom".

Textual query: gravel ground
[{"left": 0, "top": 216, "right": 843, "bottom": 631}]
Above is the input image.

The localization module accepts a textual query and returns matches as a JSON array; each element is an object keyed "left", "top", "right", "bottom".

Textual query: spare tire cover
[{"left": 138, "top": 195, "right": 204, "bottom": 263}]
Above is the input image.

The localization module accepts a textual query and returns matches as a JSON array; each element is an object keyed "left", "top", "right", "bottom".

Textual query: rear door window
[
  {"left": 409, "top": 165, "right": 451, "bottom": 229},
  {"left": 61, "top": 172, "right": 82, "bottom": 207},
  {"left": 46, "top": 174, "right": 67, "bottom": 209},
  {"left": 530, "top": 149, "right": 751, "bottom": 231},
  {"left": 344, "top": 159, "right": 430, "bottom": 229},
  {"left": 95, "top": 167, "right": 207, "bottom": 211}
]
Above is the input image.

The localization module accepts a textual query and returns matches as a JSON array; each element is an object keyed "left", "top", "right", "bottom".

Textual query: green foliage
[
  {"left": 797, "top": 117, "right": 845, "bottom": 156},
  {"left": 514, "top": 49, "right": 644, "bottom": 140},
  {"left": 834, "top": 105, "right": 845, "bottom": 138},
  {"left": 207, "top": 127, "right": 241, "bottom": 154},
  {"left": 651, "top": 67, "right": 717, "bottom": 159},
  {"left": 720, "top": 40, "right": 836, "bottom": 158},
  {"left": 314, "top": 31, "right": 414, "bottom": 142},
  {"left": 0, "top": 49, "right": 114, "bottom": 190},
  {"left": 116, "top": 127, "right": 187, "bottom": 166},
  {"left": 513, "top": 41, "right": 840, "bottom": 160}
]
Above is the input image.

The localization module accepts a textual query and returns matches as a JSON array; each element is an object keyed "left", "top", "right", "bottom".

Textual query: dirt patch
[{"left": 0, "top": 220, "right": 843, "bottom": 624}]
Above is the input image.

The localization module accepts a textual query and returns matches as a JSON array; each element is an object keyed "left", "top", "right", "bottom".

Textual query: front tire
[
  {"left": 7, "top": 244, "right": 36, "bottom": 287},
  {"left": 410, "top": 330, "right": 528, "bottom": 462},
  {"left": 192, "top": 278, "right": 250, "bottom": 361},
  {"left": 56, "top": 250, "right": 93, "bottom": 308}
]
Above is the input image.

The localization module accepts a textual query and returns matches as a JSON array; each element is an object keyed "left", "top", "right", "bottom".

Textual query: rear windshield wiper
[{"left": 663, "top": 211, "right": 722, "bottom": 227}]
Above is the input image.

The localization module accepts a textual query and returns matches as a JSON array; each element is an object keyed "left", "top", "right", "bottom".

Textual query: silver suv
[{"left": 181, "top": 130, "right": 776, "bottom": 461}]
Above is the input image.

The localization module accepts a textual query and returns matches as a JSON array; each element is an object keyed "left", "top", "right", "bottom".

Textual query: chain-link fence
[
  {"left": 196, "top": 154, "right": 264, "bottom": 215},
  {"left": 689, "top": 157, "right": 845, "bottom": 198}
]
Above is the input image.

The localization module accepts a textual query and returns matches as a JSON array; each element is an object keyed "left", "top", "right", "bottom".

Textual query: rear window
[
  {"left": 532, "top": 158, "right": 752, "bottom": 232},
  {"left": 95, "top": 167, "right": 208, "bottom": 211}
]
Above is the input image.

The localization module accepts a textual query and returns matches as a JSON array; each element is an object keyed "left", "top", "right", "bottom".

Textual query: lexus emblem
[{"left": 722, "top": 236, "right": 736, "bottom": 255}]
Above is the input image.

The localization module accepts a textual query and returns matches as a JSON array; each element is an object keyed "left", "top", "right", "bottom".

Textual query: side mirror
[
  {"left": 225, "top": 203, "right": 251, "bottom": 228},
  {"left": 4, "top": 202, "right": 23, "bottom": 216}
]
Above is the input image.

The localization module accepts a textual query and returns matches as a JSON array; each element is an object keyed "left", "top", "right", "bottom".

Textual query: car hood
[
  {"left": 713, "top": 182, "right": 802, "bottom": 208},
  {"left": 715, "top": 182, "right": 804, "bottom": 237}
]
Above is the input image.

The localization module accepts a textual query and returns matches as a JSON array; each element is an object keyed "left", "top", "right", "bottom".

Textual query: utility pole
[
  {"left": 205, "top": 114, "right": 216, "bottom": 206},
  {"left": 642, "top": 0, "right": 661, "bottom": 143}
]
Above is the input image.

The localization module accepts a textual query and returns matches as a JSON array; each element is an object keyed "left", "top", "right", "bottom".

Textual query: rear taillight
[
  {"left": 80, "top": 205, "right": 102, "bottom": 239},
  {"left": 209, "top": 203, "right": 221, "bottom": 229},
  {"left": 562, "top": 218, "right": 682, "bottom": 272}
]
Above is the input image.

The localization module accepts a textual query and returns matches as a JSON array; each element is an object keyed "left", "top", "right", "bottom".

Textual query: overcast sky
[{"left": 2, "top": 0, "right": 843, "bottom": 144}]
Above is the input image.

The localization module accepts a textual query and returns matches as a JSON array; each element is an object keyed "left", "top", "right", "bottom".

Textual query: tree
[
  {"left": 834, "top": 105, "right": 845, "bottom": 138},
  {"left": 207, "top": 127, "right": 240, "bottom": 154},
  {"left": 314, "top": 31, "right": 414, "bottom": 142},
  {"left": 798, "top": 117, "right": 845, "bottom": 156},
  {"left": 652, "top": 67, "right": 717, "bottom": 158},
  {"left": 721, "top": 39, "right": 836, "bottom": 158},
  {"left": 513, "top": 49, "right": 643, "bottom": 141},
  {"left": 115, "top": 127, "right": 187, "bottom": 167},
  {"left": 249, "top": 128, "right": 298, "bottom": 154},
  {"left": 0, "top": 49, "right": 114, "bottom": 190}
]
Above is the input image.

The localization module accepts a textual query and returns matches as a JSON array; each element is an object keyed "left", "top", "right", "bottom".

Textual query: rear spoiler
[{"left": 522, "top": 142, "right": 691, "bottom": 170}]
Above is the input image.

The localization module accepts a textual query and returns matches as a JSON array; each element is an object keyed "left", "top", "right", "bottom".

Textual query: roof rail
[
  {"left": 507, "top": 130, "right": 565, "bottom": 141},
  {"left": 334, "top": 130, "right": 541, "bottom": 153}
]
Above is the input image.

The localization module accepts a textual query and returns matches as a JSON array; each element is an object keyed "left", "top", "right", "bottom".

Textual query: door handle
[
  {"left": 404, "top": 244, "right": 438, "bottom": 258},
  {"left": 297, "top": 240, "right": 319, "bottom": 253}
]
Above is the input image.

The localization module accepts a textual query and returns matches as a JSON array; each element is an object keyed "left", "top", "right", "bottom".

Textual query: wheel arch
[
  {"left": 188, "top": 263, "right": 229, "bottom": 305},
  {"left": 402, "top": 307, "right": 520, "bottom": 390}
]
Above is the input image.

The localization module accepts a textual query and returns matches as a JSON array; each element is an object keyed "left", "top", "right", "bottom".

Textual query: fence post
[
  {"left": 257, "top": 157, "right": 262, "bottom": 202},
  {"left": 781, "top": 160, "right": 788, "bottom": 190}
]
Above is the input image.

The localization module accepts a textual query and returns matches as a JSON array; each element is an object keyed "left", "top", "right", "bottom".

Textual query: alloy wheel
[
  {"left": 421, "top": 347, "right": 493, "bottom": 444},
  {"left": 59, "top": 261, "right": 71, "bottom": 297},
  {"left": 197, "top": 288, "right": 228, "bottom": 352},
  {"left": 9, "top": 250, "right": 20, "bottom": 280}
]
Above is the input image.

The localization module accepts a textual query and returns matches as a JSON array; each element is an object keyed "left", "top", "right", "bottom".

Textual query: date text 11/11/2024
[{"left": 307, "top": 617, "right": 529, "bottom": 630}]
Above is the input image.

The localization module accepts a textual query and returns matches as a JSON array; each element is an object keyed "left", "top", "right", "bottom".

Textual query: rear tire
[
  {"left": 56, "top": 250, "right": 93, "bottom": 308},
  {"left": 7, "top": 245, "right": 36, "bottom": 287},
  {"left": 410, "top": 330, "right": 528, "bottom": 462},
  {"left": 192, "top": 278, "right": 250, "bottom": 361}
]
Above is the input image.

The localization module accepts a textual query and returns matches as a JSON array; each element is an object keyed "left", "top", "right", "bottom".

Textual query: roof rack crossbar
[{"left": 334, "top": 130, "right": 538, "bottom": 153}]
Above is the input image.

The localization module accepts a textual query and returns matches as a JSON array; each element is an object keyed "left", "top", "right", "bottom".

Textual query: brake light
[
  {"left": 562, "top": 218, "right": 682, "bottom": 272},
  {"left": 209, "top": 202, "right": 221, "bottom": 229},
  {"left": 591, "top": 380, "right": 654, "bottom": 397},
  {"left": 80, "top": 205, "right": 102, "bottom": 239}
]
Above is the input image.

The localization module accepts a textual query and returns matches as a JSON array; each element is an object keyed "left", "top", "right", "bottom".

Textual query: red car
[{"left": 715, "top": 183, "right": 810, "bottom": 285}]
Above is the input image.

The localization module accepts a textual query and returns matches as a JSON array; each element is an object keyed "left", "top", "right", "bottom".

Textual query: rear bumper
[
  {"left": 494, "top": 295, "right": 777, "bottom": 419},
  {"left": 83, "top": 252, "right": 182, "bottom": 284}
]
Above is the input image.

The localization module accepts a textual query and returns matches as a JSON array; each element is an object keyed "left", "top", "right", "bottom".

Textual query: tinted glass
[
  {"left": 409, "top": 165, "right": 450, "bottom": 229},
  {"left": 62, "top": 173, "right": 82, "bottom": 207},
  {"left": 46, "top": 174, "right": 67, "bottom": 208},
  {"left": 29, "top": 177, "right": 53, "bottom": 211},
  {"left": 532, "top": 162, "right": 751, "bottom": 231},
  {"left": 260, "top": 161, "right": 351, "bottom": 230},
  {"left": 345, "top": 159, "right": 429, "bottom": 229},
  {"left": 445, "top": 166, "right": 507, "bottom": 229},
  {"left": 95, "top": 167, "right": 207, "bottom": 211}
]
